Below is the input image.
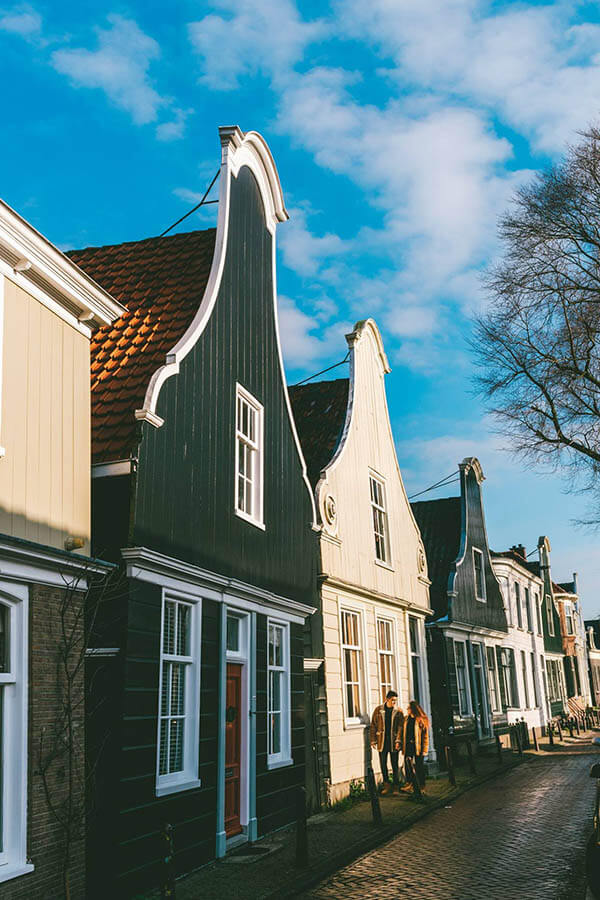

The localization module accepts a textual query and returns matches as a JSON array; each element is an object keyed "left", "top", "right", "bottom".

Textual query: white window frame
[
  {"left": 0, "top": 584, "right": 33, "bottom": 884},
  {"left": 369, "top": 472, "right": 391, "bottom": 567},
  {"left": 499, "top": 648, "right": 517, "bottom": 708},
  {"left": 531, "top": 652, "right": 540, "bottom": 707},
  {"left": 267, "top": 618, "right": 292, "bottom": 769},
  {"left": 535, "top": 591, "right": 542, "bottom": 635},
  {"left": 235, "top": 384, "right": 265, "bottom": 530},
  {"left": 520, "top": 650, "right": 530, "bottom": 708},
  {"left": 499, "top": 577, "right": 512, "bottom": 627},
  {"left": 524, "top": 587, "right": 533, "bottom": 632},
  {"left": 376, "top": 616, "right": 396, "bottom": 704},
  {"left": 564, "top": 603, "right": 575, "bottom": 636},
  {"left": 546, "top": 594, "right": 555, "bottom": 636},
  {"left": 515, "top": 582, "right": 523, "bottom": 628},
  {"left": 156, "top": 591, "right": 202, "bottom": 797},
  {"left": 408, "top": 615, "right": 424, "bottom": 705},
  {"left": 473, "top": 548, "right": 486, "bottom": 601},
  {"left": 340, "top": 607, "right": 365, "bottom": 725},
  {"left": 454, "top": 639, "right": 471, "bottom": 716},
  {"left": 486, "top": 645, "right": 501, "bottom": 712}
]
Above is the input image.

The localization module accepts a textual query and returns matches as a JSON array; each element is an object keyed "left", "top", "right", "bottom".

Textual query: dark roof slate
[
  {"left": 288, "top": 379, "right": 349, "bottom": 488},
  {"left": 67, "top": 229, "right": 216, "bottom": 462},
  {"left": 411, "top": 497, "right": 462, "bottom": 619}
]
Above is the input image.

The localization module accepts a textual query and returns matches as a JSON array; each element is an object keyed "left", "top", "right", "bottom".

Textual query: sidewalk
[{"left": 139, "top": 729, "right": 598, "bottom": 900}]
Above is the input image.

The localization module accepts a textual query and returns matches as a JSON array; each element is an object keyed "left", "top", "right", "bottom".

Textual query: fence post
[
  {"left": 295, "top": 785, "right": 308, "bottom": 867},
  {"left": 495, "top": 734, "right": 503, "bottom": 766},
  {"left": 445, "top": 745, "right": 456, "bottom": 786},
  {"left": 160, "top": 822, "right": 176, "bottom": 899},
  {"left": 532, "top": 727, "right": 539, "bottom": 751},
  {"left": 466, "top": 740, "right": 476, "bottom": 775},
  {"left": 568, "top": 718, "right": 574, "bottom": 738},
  {"left": 557, "top": 721, "right": 563, "bottom": 741},
  {"left": 548, "top": 722, "right": 554, "bottom": 745},
  {"left": 515, "top": 726, "right": 523, "bottom": 758},
  {"left": 366, "top": 766, "right": 383, "bottom": 827},
  {"left": 575, "top": 717, "right": 581, "bottom": 736}
]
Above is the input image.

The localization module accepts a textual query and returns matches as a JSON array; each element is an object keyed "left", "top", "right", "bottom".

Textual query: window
[
  {"left": 408, "top": 616, "right": 422, "bottom": 704},
  {"left": 524, "top": 588, "right": 533, "bottom": 632},
  {"left": 499, "top": 578, "right": 512, "bottom": 627},
  {"left": 473, "top": 549, "right": 486, "bottom": 601},
  {"left": 520, "top": 650, "right": 530, "bottom": 707},
  {"left": 268, "top": 620, "right": 291, "bottom": 766},
  {"left": 499, "top": 648, "right": 518, "bottom": 707},
  {"left": 531, "top": 652, "right": 540, "bottom": 706},
  {"left": 454, "top": 641, "right": 470, "bottom": 715},
  {"left": 235, "top": 385, "right": 264, "bottom": 528},
  {"left": 565, "top": 604, "right": 574, "bottom": 636},
  {"left": 546, "top": 595, "right": 555, "bottom": 636},
  {"left": 226, "top": 613, "right": 240, "bottom": 653},
  {"left": 376, "top": 618, "right": 396, "bottom": 703},
  {"left": 341, "top": 610, "right": 363, "bottom": 721},
  {"left": 157, "top": 595, "right": 200, "bottom": 795},
  {"left": 486, "top": 646, "right": 500, "bottom": 712},
  {"left": 0, "top": 587, "right": 32, "bottom": 883},
  {"left": 535, "top": 592, "right": 542, "bottom": 635},
  {"left": 546, "top": 658, "right": 564, "bottom": 702},
  {"left": 369, "top": 475, "right": 390, "bottom": 564},
  {"left": 515, "top": 583, "right": 523, "bottom": 628}
]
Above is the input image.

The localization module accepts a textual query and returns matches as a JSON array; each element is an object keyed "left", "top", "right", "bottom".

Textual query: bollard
[
  {"left": 161, "top": 822, "right": 176, "bottom": 899},
  {"left": 295, "top": 785, "right": 308, "bottom": 867},
  {"left": 515, "top": 726, "right": 523, "bottom": 758},
  {"left": 496, "top": 734, "right": 503, "bottom": 766},
  {"left": 445, "top": 745, "right": 457, "bottom": 786},
  {"left": 532, "top": 727, "right": 539, "bottom": 751},
  {"left": 466, "top": 740, "right": 476, "bottom": 775},
  {"left": 575, "top": 717, "right": 581, "bottom": 736},
  {"left": 548, "top": 722, "right": 554, "bottom": 745},
  {"left": 568, "top": 718, "right": 574, "bottom": 738},
  {"left": 366, "top": 766, "right": 383, "bottom": 827}
]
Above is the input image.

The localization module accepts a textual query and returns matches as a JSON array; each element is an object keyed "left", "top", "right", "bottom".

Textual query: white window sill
[
  {"left": 235, "top": 509, "right": 266, "bottom": 531},
  {"left": 374, "top": 558, "right": 394, "bottom": 572},
  {"left": 267, "top": 757, "right": 294, "bottom": 771},
  {"left": 0, "top": 862, "right": 35, "bottom": 885},
  {"left": 344, "top": 719, "right": 365, "bottom": 729},
  {"left": 476, "top": 597, "right": 487, "bottom": 603},
  {"left": 156, "top": 777, "right": 202, "bottom": 797}
]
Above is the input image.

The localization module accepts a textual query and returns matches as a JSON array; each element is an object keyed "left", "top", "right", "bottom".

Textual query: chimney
[
  {"left": 573, "top": 572, "right": 579, "bottom": 594},
  {"left": 510, "top": 544, "right": 526, "bottom": 559}
]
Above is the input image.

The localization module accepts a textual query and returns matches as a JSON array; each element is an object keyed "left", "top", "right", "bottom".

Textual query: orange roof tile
[{"left": 68, "top": 229, "right": 216, "bottom": 463}]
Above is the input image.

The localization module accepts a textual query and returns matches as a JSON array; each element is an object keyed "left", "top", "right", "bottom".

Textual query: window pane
[
  {"left": 227, "top": 616, "right": 240, "bottom": 652},
  {"left": 159, "top": 718, "right": 169, "bottom": 776},
  {"left": 169, "top": 719, "right": 184, "bottom": 773},
  {"left": 161, "top": 661, "right": 170, "bottom": 716},
  {"left": 171, "top": 663, "right": 185, "bottom": 716},
  {"left": 0, "top": 605, "right": 8, "bottom": 674},
  {"left": 163, "top": 601, "right": 176, "bottom": 654},
  {"left": 270, "top": 712, "right": 281, "bottom": 755},
  {"left": 411, "top": 656, "right": 421, "bottom": 703},
  {"left": 177, "top": 604, "right": 190, "bottom": 656},
  {"left": 270, "top": 670, "right": 282, "bottom": 713},
  {"left": 409, "top": 617, "right": 419, "bottom": 654}
]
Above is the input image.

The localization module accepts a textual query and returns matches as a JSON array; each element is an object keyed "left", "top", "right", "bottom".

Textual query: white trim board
[
  {"left": 92, "top": 459, "right": 133, "bottom": 479},
  {"left": 0, "top": 538, "right": 112, "bottom": 588},
  {"left": 121, "top": 546, "right": 315, "bottom": 624}
]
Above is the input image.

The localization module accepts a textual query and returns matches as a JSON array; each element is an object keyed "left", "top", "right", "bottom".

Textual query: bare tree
[{"left": 473, "top": 127, "right": 600, "bottom": 510}]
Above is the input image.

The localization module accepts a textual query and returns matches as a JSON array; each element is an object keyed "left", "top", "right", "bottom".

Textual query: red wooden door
[{"left": 225, "top": 663, "right": 242, "bottom": 837}]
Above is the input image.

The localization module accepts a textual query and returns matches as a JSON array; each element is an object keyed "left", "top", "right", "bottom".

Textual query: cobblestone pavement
[{"left": 302, "top": 754, "right": 596, "bottom": 900}]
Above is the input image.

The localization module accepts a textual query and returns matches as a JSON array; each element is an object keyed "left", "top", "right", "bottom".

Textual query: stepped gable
[
  {"left": 411, "top": 497, "right": 462, "bottom": 619},
  {"left": 68, "top": 228, "right": 216, "bottom": 462},
  {"left": 288, "top": 378, "right": 349, "bottom": 489}
]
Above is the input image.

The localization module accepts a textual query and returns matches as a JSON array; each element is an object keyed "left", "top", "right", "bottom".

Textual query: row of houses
[{"left": 0, "top": 126, "right": 596, "bottom": 899}]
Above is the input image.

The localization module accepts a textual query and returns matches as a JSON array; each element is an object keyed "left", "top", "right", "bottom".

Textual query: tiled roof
[
  {"left": 411, "top": 497, "right": 462, "bottom": 619},
  {"left": 554, "top": 581, "right": 576, "bottom": 596},
  {"left": 288, "top": 378, "right": 349, "bottom": 488},
  {"left": 68, "top": 229, "right": 216, "bottom": 462},
  {"left": 491, "top": 548, "right": 540, "bottom": 577}
]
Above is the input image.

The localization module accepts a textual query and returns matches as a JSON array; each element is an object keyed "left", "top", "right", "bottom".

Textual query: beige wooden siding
[{"left": 0, "top": 277, "right": 90, "bottom": 553}]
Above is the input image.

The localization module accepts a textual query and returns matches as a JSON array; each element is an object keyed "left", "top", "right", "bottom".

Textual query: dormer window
[
  {"left": 369, "top": 474, "right": 390, "bottom": 565},
  {"left": 473, "top": 548, "right": 486, "bottom": 601},
  {"left": 235, "top": 385, "right": 264, "bottom": 529}
]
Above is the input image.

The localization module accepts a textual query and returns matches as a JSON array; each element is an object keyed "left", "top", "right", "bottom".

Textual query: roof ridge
[{"left": 69, "top": 226, "right": 217, "bottom": 256}]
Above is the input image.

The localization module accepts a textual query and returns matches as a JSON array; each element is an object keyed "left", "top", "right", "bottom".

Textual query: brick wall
[{"left": 4, "top": 582, "right": 86, "bottom": 900}]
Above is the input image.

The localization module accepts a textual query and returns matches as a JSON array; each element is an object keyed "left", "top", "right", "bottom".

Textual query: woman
[{"left": 402, "top": 700, "right": 429, "bottom": 793}]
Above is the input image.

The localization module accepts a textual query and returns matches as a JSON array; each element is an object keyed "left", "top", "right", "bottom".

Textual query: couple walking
[{"left": 370, "top": 691, "right": 429, "bottom": 794}]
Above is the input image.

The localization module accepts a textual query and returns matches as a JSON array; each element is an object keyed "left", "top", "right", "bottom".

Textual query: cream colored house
[
  {"left": 0, "top": 199, "right": 123, "bottom": 898},
  {"left": 290, "top": 318, "right": 433, "bottom": 806}
]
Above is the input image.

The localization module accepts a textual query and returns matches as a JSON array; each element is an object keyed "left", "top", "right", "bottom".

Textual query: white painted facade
[
  {"left": 492, "top": 553, "right": 548, "bottom": 729},
  {"left": 314, "top": 319, "right": 433, "bottom": 802}
]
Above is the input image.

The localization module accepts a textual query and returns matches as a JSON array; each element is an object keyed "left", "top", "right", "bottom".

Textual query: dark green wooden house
[
  {"left": 69, "top": 127, "right": 317, "bottom": 898},
  {"left": 411, "top": 457, "right": 509, "bottom": 754}
]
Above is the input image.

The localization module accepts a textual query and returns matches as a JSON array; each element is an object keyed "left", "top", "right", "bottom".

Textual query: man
[{"left": 370, "top": 690, "right": 404, "bottom": 794}]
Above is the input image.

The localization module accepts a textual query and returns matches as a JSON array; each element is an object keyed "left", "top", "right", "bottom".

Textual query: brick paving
[{"left": 302, "top": 754, "right": 596, "bottom": 900}]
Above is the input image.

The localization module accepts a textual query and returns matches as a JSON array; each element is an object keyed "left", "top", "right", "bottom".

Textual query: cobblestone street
[{"left": 302, "top": 753, "right": 596, "bottom": 900}]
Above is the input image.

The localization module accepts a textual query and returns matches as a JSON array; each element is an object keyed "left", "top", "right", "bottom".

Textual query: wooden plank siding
[{"left": 0, "top": 278, "right": 91, "bottom": 552}]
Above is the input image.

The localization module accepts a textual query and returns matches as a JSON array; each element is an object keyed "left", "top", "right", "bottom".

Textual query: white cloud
[
  {"left": 278, "top": 295, "right": 330, "bottom": 368},
  {"left": 51, "top": 15, "right": 165, "bottom": 125},
  {"left": 188, "top": 0, "right": 326, "bottom": 90},
  {"left": 156, "top": 107, "right": 193, "bottom": 142},
  {"left": 279, "top": 206, "right": 348, "bottom": 277},
  {"left": 0, "top": 5, "right": 41, "bottom": 39}
]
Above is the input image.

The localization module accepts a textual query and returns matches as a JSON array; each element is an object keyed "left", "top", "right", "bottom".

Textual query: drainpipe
[{"left": 216, "top": 603, "right": 227, "bottom": 858}]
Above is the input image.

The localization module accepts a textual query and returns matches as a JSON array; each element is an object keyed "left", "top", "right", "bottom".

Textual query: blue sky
[{"left": 1, "top": 0, "right": 600, "bottom": 614}]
